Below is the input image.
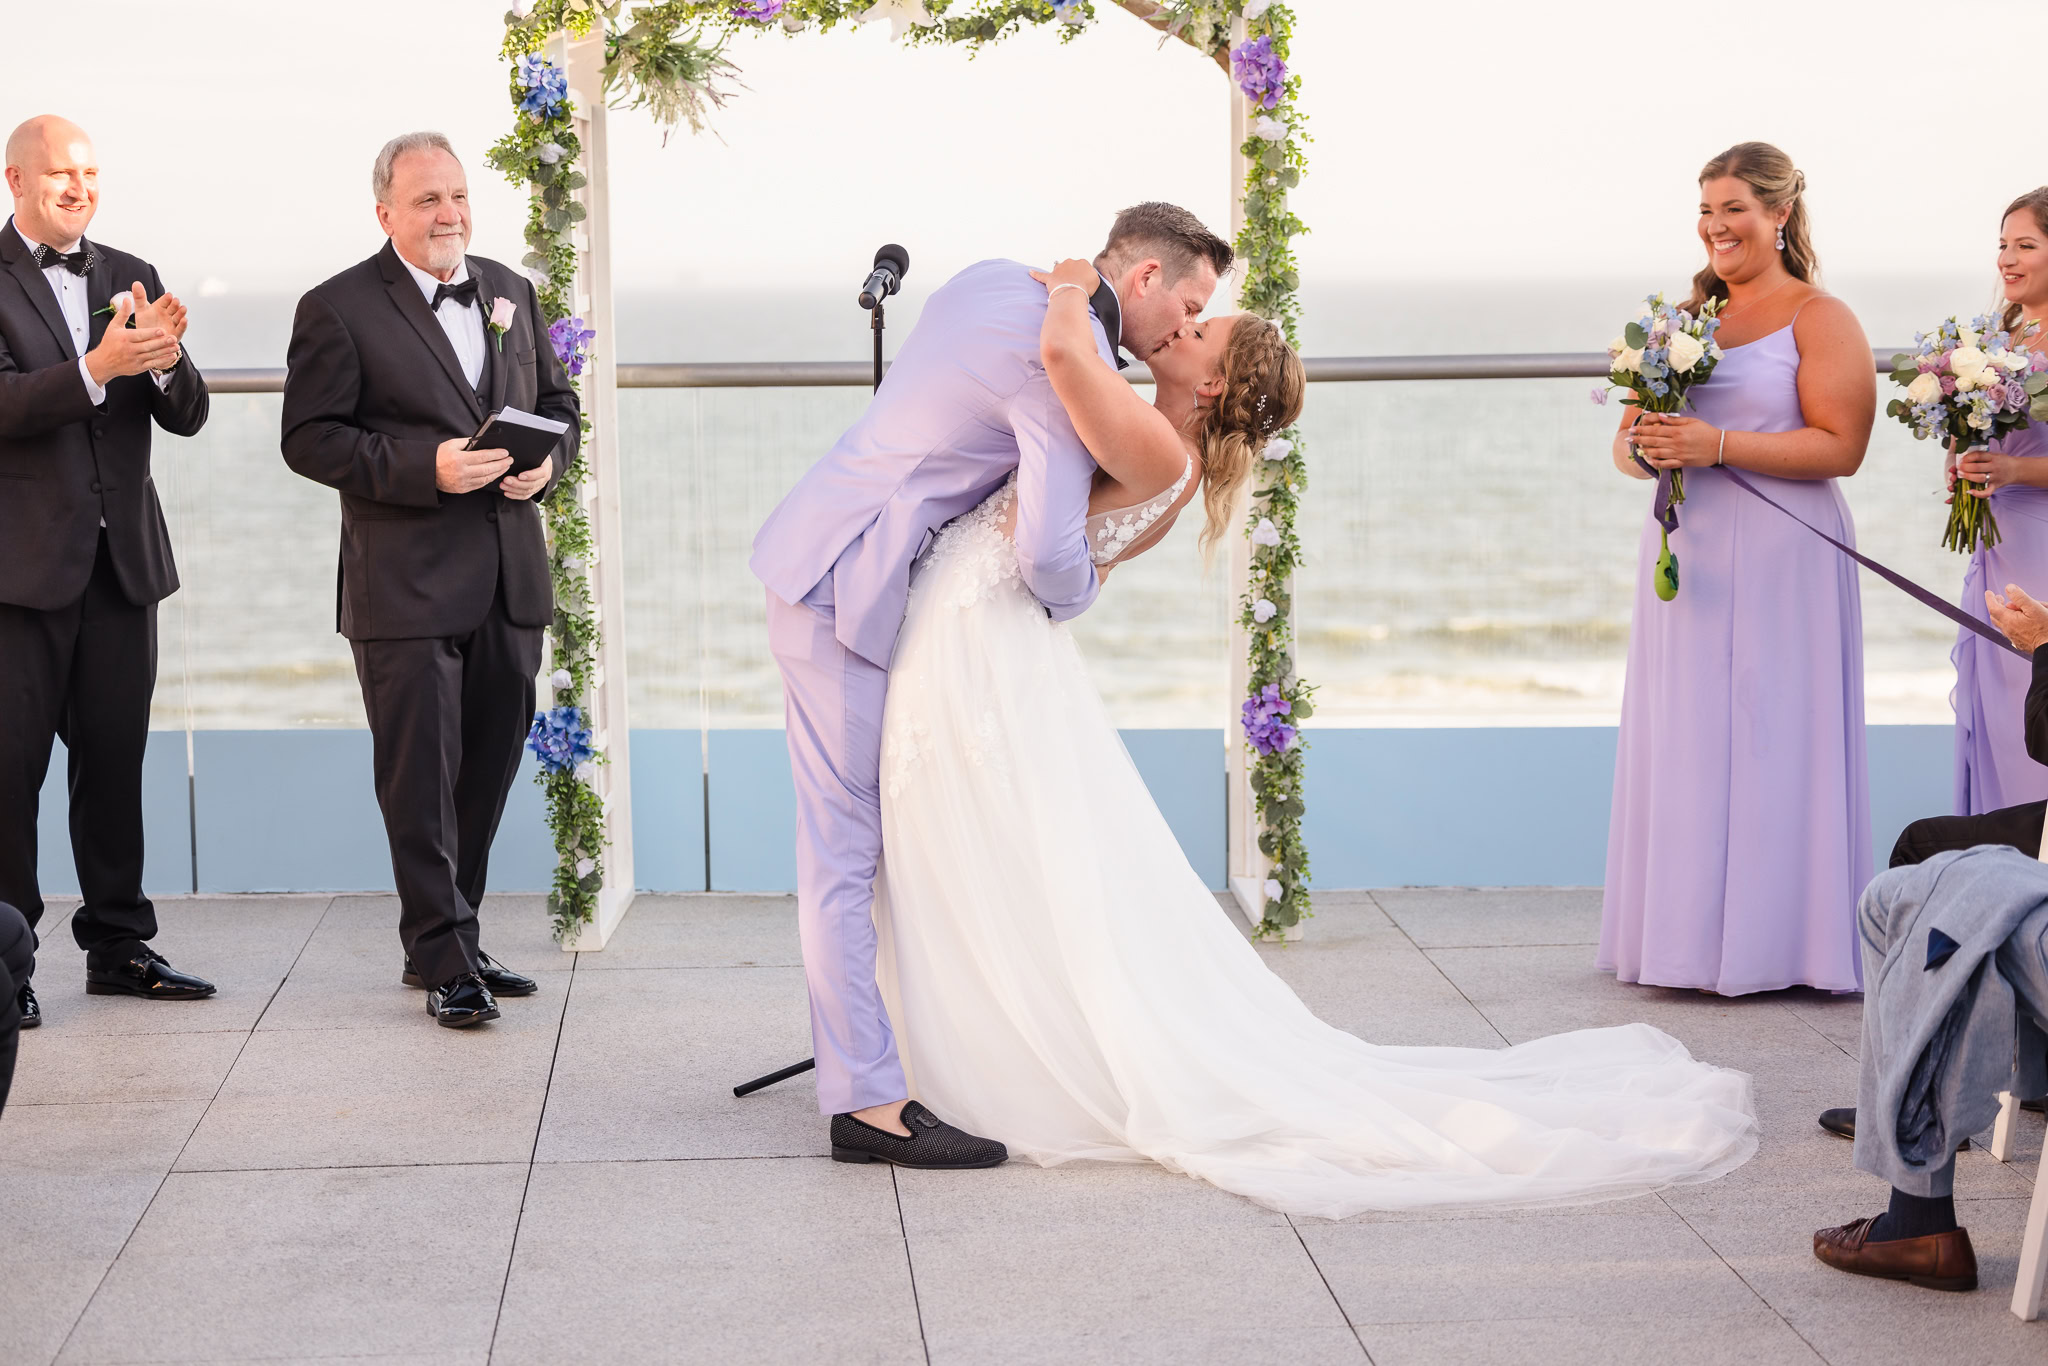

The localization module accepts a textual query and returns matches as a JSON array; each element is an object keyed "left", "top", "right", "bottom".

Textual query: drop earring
[{"left": 1775, "top": 224, "right": 1786, "bottom": 251}]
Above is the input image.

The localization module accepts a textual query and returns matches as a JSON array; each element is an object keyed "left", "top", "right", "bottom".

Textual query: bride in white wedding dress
[{"left": 871, "top": 260, "right": 1760, "bottom": 1219}]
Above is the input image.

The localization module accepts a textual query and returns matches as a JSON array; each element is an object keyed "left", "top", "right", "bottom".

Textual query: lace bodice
[{"left": 1088, "top": 458, "right": 1193, "bottom": 566}]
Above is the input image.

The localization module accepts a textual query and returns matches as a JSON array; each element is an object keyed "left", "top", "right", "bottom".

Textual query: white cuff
[
  {"left": 78, "top": 357, "right": 106, "bottom": 406},
  {"left": 151, "top": 366, "right": 174, "bottom": 391}
]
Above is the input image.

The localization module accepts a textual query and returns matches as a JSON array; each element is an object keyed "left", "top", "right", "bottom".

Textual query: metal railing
[{"left": 199, "top": 349, "right": 1910, "bottom": 395}]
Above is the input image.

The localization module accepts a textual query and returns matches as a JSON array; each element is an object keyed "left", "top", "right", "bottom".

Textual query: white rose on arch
[
  {"left": 1250, "top": 518, "right": 1282, "bottom": 547},
  {"left": 1263, "top": 877, "right": 1283, "bottom": 902},
  {"left": 856, "top": 0, "right": 938, "bottom": 40},
  {"left": 1250, "top": 114, "right": 1288, "bottom": 141},
  {"left": 1253, "top": 598, "right": 1277, "bottom": 623},
  {"left": 1262, "top": 437, "right": 1293, "bottom": 463}
]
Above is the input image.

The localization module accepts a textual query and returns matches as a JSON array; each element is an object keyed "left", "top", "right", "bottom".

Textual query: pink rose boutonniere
[{"left": 488, "top": 296, "right": 516, "bottom": 352}]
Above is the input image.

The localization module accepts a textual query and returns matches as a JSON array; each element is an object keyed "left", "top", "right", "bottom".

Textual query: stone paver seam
[
  {"left": 889, "top": 1165, "right": 933, "bottom": 1366},
  {"left": 1652, "top": 1190, "right": 1830, "bottom": 1365},
  {"left": 1780, "top": 998, "right": 1859, "bottom": 1063},
  {"left": 1284, "top": 1213, "right": 1375, "bottom": 1363},
  {"left": 1363, "top": 891, "right": 1511, "bottom": 1048},
  {"left": 46, "top": 893, "right": 339, "bottom": 1366},
  {"left": 487, "top": 950, "right": 580, "bottom": 1365}
]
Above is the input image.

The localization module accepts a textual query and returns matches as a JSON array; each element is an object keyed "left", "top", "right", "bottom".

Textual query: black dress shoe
[
  {"left": 16, "top": 980, "right": 38, "bottom": 1029},
  {"left": 426, "top": 973, "right": 499, "bottom": 1028},
  {"left": 1819, "top": 1106, "right": 1971, "bottom": 1149},
  {"left": 85, "top": 948, "right": 216, "bottom": 1000},
  {"left": 830, "top": 1100, "right": 1008, "bottom": 1170},
  {"left": 402, "top": 951, "right": 537, "bottom": 998}
]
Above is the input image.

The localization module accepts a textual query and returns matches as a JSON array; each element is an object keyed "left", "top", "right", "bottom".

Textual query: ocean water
[{"left": 148, "top": 274, "right": 1987, "bottom": 731}]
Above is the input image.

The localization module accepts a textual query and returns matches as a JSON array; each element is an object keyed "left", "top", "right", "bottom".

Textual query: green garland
[{"left": 496, "top": 0, "right": 1311, "bottom": 940}]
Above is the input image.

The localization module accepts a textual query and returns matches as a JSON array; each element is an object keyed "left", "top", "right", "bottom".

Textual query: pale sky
[{"left": 6, "top": 0, "right": 2021, "bottom": 303}]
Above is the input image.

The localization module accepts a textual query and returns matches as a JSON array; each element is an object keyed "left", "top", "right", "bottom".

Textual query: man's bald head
[{"left": 5, "top": 115, "right": 99, "bottom": 248}]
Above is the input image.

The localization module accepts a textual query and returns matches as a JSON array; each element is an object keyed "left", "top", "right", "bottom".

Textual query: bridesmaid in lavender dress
[
  {"left": 1601, "top": 143, "right": 1878, "bottom": 995},
  {"left": 1952, "top": 188, "right": 2048, "bottom": 817}
]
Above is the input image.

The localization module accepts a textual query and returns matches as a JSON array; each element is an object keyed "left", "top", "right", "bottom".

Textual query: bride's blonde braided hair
[{"left": 1189, "top": 316, "right": 1306, "bottom": 553}]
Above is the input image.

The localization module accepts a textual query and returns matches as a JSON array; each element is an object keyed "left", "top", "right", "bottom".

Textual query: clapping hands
[{"left": 83, "top": 283, "right": 182, "bottom": 385}]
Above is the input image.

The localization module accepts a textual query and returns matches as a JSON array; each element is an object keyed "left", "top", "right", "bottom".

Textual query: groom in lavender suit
[{"left": 752, "top": 204, "right": 1232, "bottom": 1166}]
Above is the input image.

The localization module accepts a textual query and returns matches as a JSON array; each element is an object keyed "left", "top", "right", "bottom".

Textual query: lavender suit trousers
[{"left": 765, "top": 579, "right": 906, "bottom": 1115}]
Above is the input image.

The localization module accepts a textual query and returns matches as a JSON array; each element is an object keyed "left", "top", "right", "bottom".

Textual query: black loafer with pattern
[{"left": 831, "top": 1100, "right": 1008, "bottom": 1170}]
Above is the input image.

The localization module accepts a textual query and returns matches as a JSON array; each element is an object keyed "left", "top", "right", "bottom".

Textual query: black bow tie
[
  {"left": 32, "top": 243, "right": 93, "bottom": 276},
  {"left": 1089, "top": 276, "right": 1131, "bottom": 371},
  {"left": 431, "top": 277, "right": 479, "bottom": 311}
]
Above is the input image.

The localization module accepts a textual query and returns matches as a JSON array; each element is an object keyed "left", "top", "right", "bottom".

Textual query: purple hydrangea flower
[
  {"left": 528, "top": 705, "right": 595, "bottom": 774},
  {"left": 516, "top": 54, "right": 569, "bottom": 121},
  {"left": 1241, "top": 683, "right": 1297, "bottom": 757},
  {"left": 731, "top": 0, "right": 784, "bottom": 18},
  {"left": 548, "top": 315, "right": 596, "bottom": 378},
  {"left": 1231, "top": 35, "right": 1287, "bottom": 110}
]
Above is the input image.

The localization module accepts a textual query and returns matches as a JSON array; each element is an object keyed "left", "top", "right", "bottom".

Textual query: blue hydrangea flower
[
  {"left": 517, "top": 54, "right": 569, "bottom": 122},
  {"left": 529, "top": 705, "right": 595, "bottom": 774}
]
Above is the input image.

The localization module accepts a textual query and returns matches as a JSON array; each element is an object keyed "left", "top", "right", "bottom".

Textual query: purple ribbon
[{"left": 1706, "top": 464, "right": 2024, "bottom": 660}]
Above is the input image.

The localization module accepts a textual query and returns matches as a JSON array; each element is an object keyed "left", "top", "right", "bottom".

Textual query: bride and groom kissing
[{"left": 752, "top": 203, "right": 1763, "bottom": 1217}]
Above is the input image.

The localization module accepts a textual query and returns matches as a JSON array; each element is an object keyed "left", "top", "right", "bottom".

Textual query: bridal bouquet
[
  {"left": 1886, "top": 313, "right": 2048, "bottom": 554},
  {"left": 1593, "top": 294, "right": 1725, "bottom": 601}
]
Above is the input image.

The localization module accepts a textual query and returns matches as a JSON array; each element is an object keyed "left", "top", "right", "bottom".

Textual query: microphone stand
[{"left": 735, "top": 280, "right": 891, "bottom": 1103}]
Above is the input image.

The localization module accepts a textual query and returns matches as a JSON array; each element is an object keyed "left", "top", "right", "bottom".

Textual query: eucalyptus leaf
[{"left": 1625, "top": 321, "right": 1648, "bottom": 349}]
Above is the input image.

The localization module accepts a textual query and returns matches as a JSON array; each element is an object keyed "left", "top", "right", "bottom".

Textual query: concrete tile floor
[{"left": 0, "top": 889, "right": 2042, "bottom": 1366}]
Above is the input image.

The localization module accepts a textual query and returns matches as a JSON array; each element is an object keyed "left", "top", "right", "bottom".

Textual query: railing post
[{"left": 555, "top": 29, "right": 636, "bottom": 950}]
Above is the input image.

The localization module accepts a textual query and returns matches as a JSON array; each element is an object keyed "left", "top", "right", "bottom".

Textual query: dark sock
[{"left": 1866, "top": 1187, "right": 1957, "bottom": 1242}]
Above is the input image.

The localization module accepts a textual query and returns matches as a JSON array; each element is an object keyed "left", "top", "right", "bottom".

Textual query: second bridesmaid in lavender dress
[
  {"left": 1952, "top": 188, "right": 2048, "bottom": 818},
  {"left": 1601, "top": 143, "right": 1878, "bottom": 995}
]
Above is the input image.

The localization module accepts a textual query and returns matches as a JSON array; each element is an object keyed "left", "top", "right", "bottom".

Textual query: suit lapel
[
  {"left": 3, "top": 218, "right": 80, "bottom": 360},
  {"left": 378, "top": 242, "right": 483, "bottom": 424},
  {"left": 86, "top": 245, "right": 116, "bottom": 353},
  {"left": 472, "top": 258, "right": 509, "bottom": 414}
]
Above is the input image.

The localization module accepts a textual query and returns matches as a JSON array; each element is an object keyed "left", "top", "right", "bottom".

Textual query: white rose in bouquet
[
  {"left": 1666, "top": 331, "right": 1706, "bottom": 374},
  {"left": 1904, "top": 371, "right": 1943, "bottom": 405},
  {"left": 1614, "top": 346, "right": 1644, "bottom": 373},
  {"left": 1994, "top": 349, "right": 2031, "bottom": 373},
  {"left": 1957, "top": 324, "right": 1980, "bottom": 349},
  {"left": 1950, "top": 345, "right": 1991, "bottom": 386},
  {"left": 1607, "top": 333, "right": 1630, "bottom": 359}
]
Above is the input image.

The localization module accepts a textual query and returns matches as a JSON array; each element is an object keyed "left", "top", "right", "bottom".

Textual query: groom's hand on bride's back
[{"left": 435, "top": 436, "right": 512, "bottom": 494}]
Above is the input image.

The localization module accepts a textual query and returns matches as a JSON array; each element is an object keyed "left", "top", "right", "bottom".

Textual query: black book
[{"left": 469, "top": 407, "right": 571, "bottom": 475}]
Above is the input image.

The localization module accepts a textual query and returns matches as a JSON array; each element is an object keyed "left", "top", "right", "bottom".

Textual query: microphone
[{"left": 858, "top": 244, "right": 909, "bottom": 310}]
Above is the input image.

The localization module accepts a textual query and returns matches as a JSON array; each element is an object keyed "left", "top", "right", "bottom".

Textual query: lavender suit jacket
[{"left": 751, "top": 259, "right": 1110, "bottom": 668}]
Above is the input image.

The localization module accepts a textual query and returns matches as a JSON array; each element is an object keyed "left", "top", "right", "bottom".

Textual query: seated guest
[
  {"left": 1819, "top": 582, "right": 2048, "bottom": 1140},
  {"left": 0, "top": 901, "right": 30, "bottom": 1115},
  {"left": 1814, "top": 843, "right": 2048, "bottom": 1291}
]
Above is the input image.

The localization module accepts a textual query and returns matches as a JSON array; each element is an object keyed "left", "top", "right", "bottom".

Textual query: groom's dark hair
[{"left": 1096, "top": 202, "right": 1233, "bottom": 284}]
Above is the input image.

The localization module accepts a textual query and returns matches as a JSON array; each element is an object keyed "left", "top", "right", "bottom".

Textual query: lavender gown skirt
[
  {"left": 1954, "top": 423, "right": 2048, "bottom": 816},
  {"left": 1600, "top": 325, "right": 1870, "bottom": 994}
]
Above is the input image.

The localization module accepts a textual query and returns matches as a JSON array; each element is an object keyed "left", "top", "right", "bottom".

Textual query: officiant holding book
[{"left": 282, "top": 131, "right": 578, "bottom": 1028}]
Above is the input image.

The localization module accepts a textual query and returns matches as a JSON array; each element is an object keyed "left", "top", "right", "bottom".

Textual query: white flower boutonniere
[{"left": 488, "top": 296, "right": 516, "bottom": 352}]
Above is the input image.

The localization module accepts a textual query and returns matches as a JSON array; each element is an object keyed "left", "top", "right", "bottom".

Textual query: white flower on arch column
[{"left": 857, "top": 0, "right": 939, "bottom": 41}]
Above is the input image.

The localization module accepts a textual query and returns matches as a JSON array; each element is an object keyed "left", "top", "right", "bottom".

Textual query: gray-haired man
[{"left": 281, "top": 133, "right": 579, "bottom": 1027}]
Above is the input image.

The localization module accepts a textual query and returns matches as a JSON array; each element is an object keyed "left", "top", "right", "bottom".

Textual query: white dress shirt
[{"left": 398, "top": 251, "right": 486, "bottom": 390}]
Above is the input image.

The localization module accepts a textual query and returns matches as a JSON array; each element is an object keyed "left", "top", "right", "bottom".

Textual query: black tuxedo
[
  {"left": 282, "top": 242, "right": 578, "bottom": 987},
  {"left": 0, "top": 221, "right": 208, "bottom": 962},
  {"left": 1892, "top": 651, "right": 2048, "bottom": 867}
]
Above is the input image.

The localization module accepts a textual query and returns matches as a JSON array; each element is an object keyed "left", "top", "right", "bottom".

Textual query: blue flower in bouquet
[
  {"left": 1231, "top": 36, "right": 1286, "bottom": 110},
  {"left": 731, "top": 0, "right": 784, "bottom": 18},
  {"left": 528, "top": 705, "right": 594, "bottom": 775},
  {"left": 1241, "top": 683, "right": 1297, "bottom": 757},
  {"left": 548, "top": 315, "right": 596, "bottom": 378},
  {"left": 516, "top": 54, "right": 569, "bottom": 121}
]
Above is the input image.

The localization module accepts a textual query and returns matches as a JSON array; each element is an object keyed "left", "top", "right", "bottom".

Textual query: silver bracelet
[
  {"left": 1715, "top": 428, "right": 1726, "bottom": 467},
  {"left": 1048, "top": 282, "right": 1089, "bottom": 301}
]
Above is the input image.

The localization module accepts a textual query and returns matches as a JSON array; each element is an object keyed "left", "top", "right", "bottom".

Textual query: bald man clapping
[{"left": 0, "top": 114, "right": 216, "bottom": 1023}]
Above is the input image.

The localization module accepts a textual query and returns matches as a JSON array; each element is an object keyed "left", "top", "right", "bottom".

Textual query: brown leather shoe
[{"left": 1813, "top": 1217, "right": 1977, "bottom": 1292}]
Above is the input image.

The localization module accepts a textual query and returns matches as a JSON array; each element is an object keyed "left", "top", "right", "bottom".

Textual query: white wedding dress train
[{"left": 872, "top": 474, "right": 1759, "bottom": 1219}]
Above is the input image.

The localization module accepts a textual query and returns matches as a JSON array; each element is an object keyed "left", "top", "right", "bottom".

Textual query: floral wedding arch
[{"left": 493, "top": 0, "right": 1312, "bottom": 943}]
